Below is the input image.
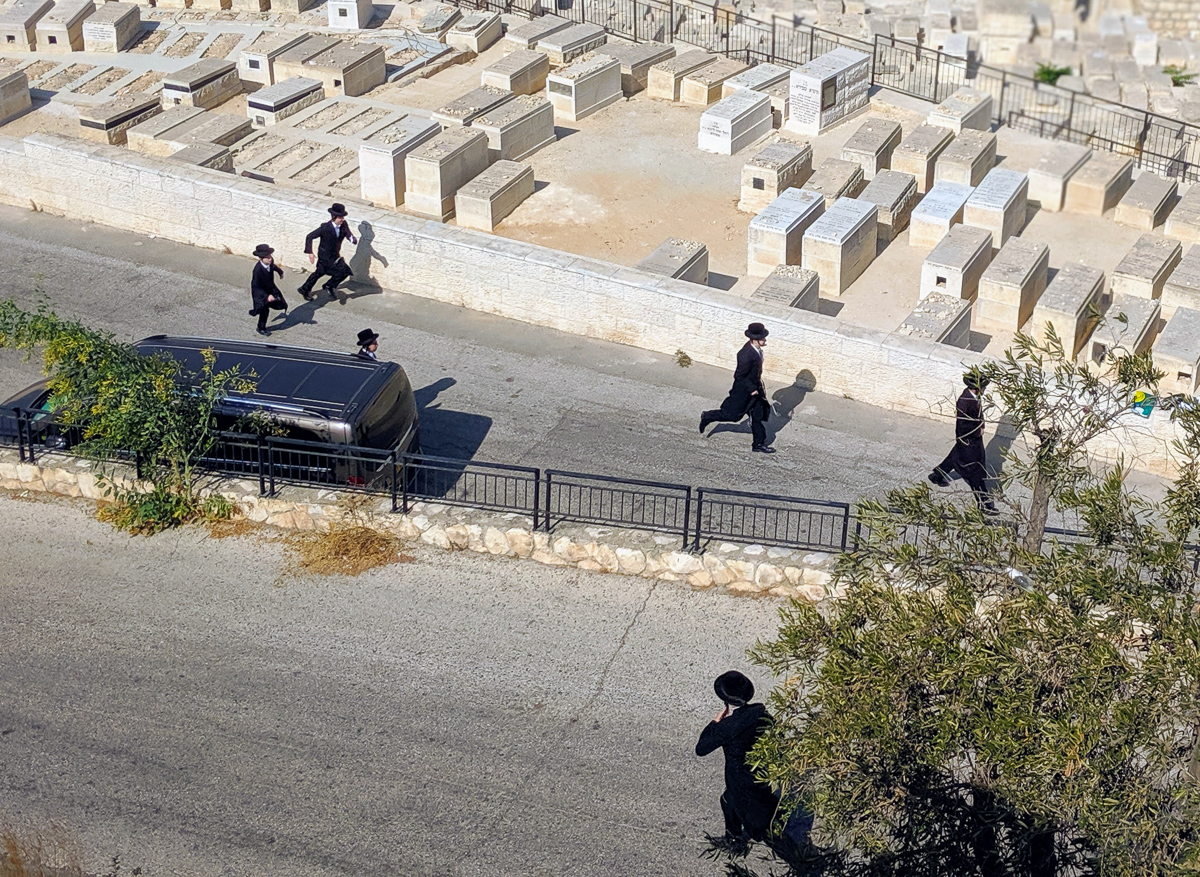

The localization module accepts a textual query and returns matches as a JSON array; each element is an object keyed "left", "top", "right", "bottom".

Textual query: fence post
[
  {"left": 532, "top": 468, "right": 541, "bottom": 531},
  {"left": 770, "top": 16, "right": 777, "bottom": 64},
  {"left": 998, "top": 70, "right": 1007, "bottom": 122},
  {"left": 266, "top": 437, "right": 276, "bottom": 497},
  {"left": 932, "top": 49, "right": 942, "bottom": 101},
  {"left": 1137, "top": 110, "right": 1152, "bottom": 163},
  {"left": 389, "top": 451, "right": 398, "bottom": 513},
  {"left": 870, "top": 32, "right": 878, "bottom": 84},
  {"left": 543, "top": 471, "right": 553, "bottom": 532},
  {"left": 807, "top": 25, "right": 814, "bottom": 62},
  {"left": 256, "top": 434, "right": 266, "bottom": 496},
  {"left": 14, "top": 408, "right": 30, "bottom": 464},
  {"left": 839, "top": 503, "right": 850, "bottom": 551},
  {"left": 682, "top": 486, "right": 692, "bottom": 550},
  {"left": 668, "top": 0, "right": 674, "bottom": 42},
  {"left": 400, "top": 453, "right": 410, "bottom": 514},
  {"left": 692, "top": 489, "right": 703, "bottom": 551}
]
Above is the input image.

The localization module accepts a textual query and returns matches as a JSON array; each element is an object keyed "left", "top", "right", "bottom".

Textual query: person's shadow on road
[{"left": 765, "top": 370, "right": 816, "bottom": 446}]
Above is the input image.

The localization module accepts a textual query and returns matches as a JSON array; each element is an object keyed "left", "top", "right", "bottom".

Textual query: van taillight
[{"left": 347, "top": 476, "right": 365, "bottom": 486}]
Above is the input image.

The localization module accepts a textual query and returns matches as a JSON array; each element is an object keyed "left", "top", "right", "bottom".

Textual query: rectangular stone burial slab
[
  {"left": 126, "top": 105, "right": 205, "bottom": 155},
  {"left": 161, "top": 60, "right": 240, "bottom": 110},
  {"left": 0, "top": 70, "right": 32, "bottom": 125},
  {"left": 79, "top": 93, "right": 161, "bottom": 145},
  {"left": 327, "top": 0, "right": 373, "bottom": 30},
  {"left": 934, "top": 129, "right": 996, "bottom": 187},
  {"left": 802, "top": 197, "right": 878, "bottom": 295},
  {"left": 546, "top": 54, "right": 621, "bottom": 123},
  {"left": 746, "top": 187, "right": 826, "bottom": 276},
  {"left": 857, "top": 169, "right": 918, "bottom": 242},
  {"left": 358, "top": 116, "right": 441, "bottom": 208},
  {"left": 909, "top": 181, "right": 974, "bottom": 250},
  {"left": 1154, "top": 307, "right": 1200, "bottom": 394},
  {"left": 927, "top": 86, "right": 993, "bottom": 133},
  {"left": 963, "top": 167, "right": 1028, "bottom": 248},
  {"left": 81, "top": 1, "right": 139, "bottom": 53},
  {"left": 839, "top": 118, "right": 901, "bottom": 181},
  {"left": 404, "top": 126, "right": 490, "bottom": 222},
  {"left": 1114, "top": 172, "right": 1178, "bottom": 229},
  {"left": 680, "top": 57, "right": 749, "bottom": 107},
  {"left": 1064, "top": 151, "right": 1133, "bottom": 215},
  {"left": 1087, "top": 294, "right": 1160, "bottom": 366},
  {"left": 168, "top": 142, "right": 233, "bottom": 172},
  {"left": 637, "top": 237, "right": 709, "bottom": 285},
  {"left": 246, "top": 77, "right": 324, "bottom": 126},
  {"left": 750, "top": 265, "right": 820, "bottom": 311},
  {"left": 594, "top": 42, "right": 674, "bottom": 95},
  {"left": 787, "top": 46, "right": 870, "bottom": 137},
  {"left": 35, "top": 0, "right": 95, "bottom": 52},
  {"left": 472, "top": 94, "right": 555, "bottom": 162},
  {"left": 271, "top": 34, "right": 341, "bottom": 81},
  {"left": 1027, "top": 143, "right": 1092, "bottom": 212},
  {"left": 1166, "top": 186, "right": 1200, "bottom": 246},
  {"left": 762, "top": 79, "right": 789, "bottom": 129},
  {"left": 738, "top": 139, "right": 813, "bottom": 214},
  {"left": 0, "top": 0, "right": 53, "bottom": 51},
  {"left": 432, "top": 84, "right": 514, "bottom": 127},
  {"left": 1162, "top": 245, "right": 1200, "bottom": 315},
  {"left": 237, "top": 31, "right": 309, "bottom": 86},
  {"left": 537, "top": 23, "right": 606, "bottom": 66},
  {"left": 698, "top": 89, "right": 771, "bottom": 155},
  {"left": 897, "top": 291, "right": 973, "bottom": 348},
  {"left": 447, "top": 12, "right": 503, "bottom": 53},
  {"left": 415, "top": 4, "right": 459, "bottom": 37},
  {"left": 502, "top": 15, "right": 570, "bottom": 52},
  {"left": 976, "top": 237, "right": 1049, "bottom": 331},
  {"left": 298, "top": 43, "right": 386, "bottom": 98},
  {"left": 919, "top": 225, "right": 992, "bottom": 301},
  {"left": 455, "top": 159, "right": 535, "bottom": 231},
  {"left": 722, "top": 62, "right": 790, "bottom": 100},
  {"left": 169, "top": 113, "right": 250, "bottom": 150},
  {"left": 803, "top": 157, "right": 864, "bottom": 207},
  {"left": 1031, "top": 262, "right": 1107, "bottom": 357},
  {"left": 892, "top": 123, "right": 954, "bottom": 194},
  {"left": 1110, "top": 233, "right": 1182, "bottom": 300},
  {"left": 481, "top": 50, "right": 550, "bottom": 96},
  {"left": 646, "top": 50, "right": 715, "bottom": 102}
]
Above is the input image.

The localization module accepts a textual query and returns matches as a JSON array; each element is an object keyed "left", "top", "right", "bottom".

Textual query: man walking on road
[
  {"left": 299, "top": 202, "right": 357, "bottom": 301},
  {"left": 929, "top": 371, "right": 995, "bottom": 513},
  {"left": 700, "top": 322, "right": 775, "bottom": 453}
]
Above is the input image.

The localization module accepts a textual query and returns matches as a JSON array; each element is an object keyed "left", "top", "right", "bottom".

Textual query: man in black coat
[
  {"left": 298, "top": 202, "right": 358, "bottom": 300},
  {"left": 929, "top": 371, "right": 995, "bottom": 512},
  {"left": 699, "top": 322, "right": 775, "bottom": 453},
  {"left": 249, "top": 243, "right": 286, "bottom": 337},
  {"left": 355, "top": 328, "right": 379, "bottom": 361},
  {"left": 696, "top": 671, "right": 780, "bottom": 842}
]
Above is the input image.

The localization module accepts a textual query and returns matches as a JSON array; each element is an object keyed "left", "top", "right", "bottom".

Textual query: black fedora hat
[
  {"left": 963, "top": 369, "right": 990, "bottom": 390},
  {"left": 357, "top": 328, "right": 379, "bottom": 347},
  {"left": 252, "top": 243, "right": 275, "bottom": 258},
  {"left": 714, "top": 670, "right": 755, "bottom": 707},
  {"left": 745, "top": 322, "right": 769, "bottom": 340},
  {"left": 329, "top": 202, "right": 348, "bottom": 218}
]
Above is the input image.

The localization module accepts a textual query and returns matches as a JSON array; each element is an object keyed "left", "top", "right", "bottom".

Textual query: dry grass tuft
[
  {"left": 205, "top": 516, "right": 264, "bottom": 540},
  {"left": 1, "top": 824, "right": 83, "bottom": 877},
  {"left": 284, "top": 494, "right": 413, "bottom": 578}
]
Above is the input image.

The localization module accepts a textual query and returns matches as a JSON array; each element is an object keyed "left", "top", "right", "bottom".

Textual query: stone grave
[
  {"left": 801, "top": 197, "right": 878, "bottom": 294},
  {"left": 1114, "top": 172, "right": 1177, "bottom": 229},
  {"left": 891, "top": 123, "right": 954, "bottom": 194},
  {"left": 975, "top": 237, "right": 1049, "bottom": 332},
  {"left": 79, "top": 93, "right": 161, "bottom": 145},
  {"left": 432, "top": 84, "right": 514, "bottom": 127},
  {"left": 750, "top": 265, "right": 820, "bottom": 311},
  {"left": 168, "top": 143, "right": 233, "bottom": 172},
  {"left": 270, "top": 34, "right": 341, "bottom": 84},
  {"left": 746, "top": 187, "right": 826, "bottom": 276},
  {"left": 962, "top": 167, "right": 1029, "bottom": 248},
  {"left": 1154, "top": 307, "right": 1200, "bottom": 394},
  {"left": 934, "top": 129, "right": 996, "bottom": 187},
  {"left": 1027, "top": 143, "right": 1092, "bottom": 212},
  {"left": 786, "top": 46, "right": 870, "bottom": 137},
  {"left": 697, "top": 89, "right": 771, "bottom": 155},
  {"left": 546, "top": 54, "right": 621, "bottom": 123},
  {"left": 646, "top": 50, "right": 715, "bottom": 102},
  {"left": 168, "top": 113, "right": 250, "bottom": 152},
  {"left": 839, "top": 118, "right": 901, "bottom": 181},
  {"left": 909, "top": 181, "right": 974, "bottom": 249},
  {"left": 358, "top": 116, "right": 441, "bottom": 208},
  {"left": 247, "top": 77, "right": 325, "bottom": 127},
  {"left": 404, "top": 126, "right": 490, "bottom": 222},
  {"left": 595, "top": 42, "right": 675, "bottom": 96},
  {"left": 1063, "top": 151, "right": 1133, "bottom": 215},
  {"left": 80, "top": 2, "right": 139, "bottom": 53},
  {"left": 328, "top": 0, "right": 373, "bottom": 30},
  {"left": 447, "top": 12, "right": 502, "bottom": 54},
  {"left": 1161, "top": 245, "right": 1200, "bottom": 316},
  {"left": 722, "top": 62, "right": 790, "bottom": 100},
  {"left": 1031, "top": 262, "right": 1106, "bottom": 357},
  {"left": 804, "top": 157, "right": 864, "bottom": 207},
  {"left": 237, "top": 32, "right": 309, "bottom": 87},
  {"left": 919, "top": 225, "right": 993, "bottom": 301},
  {"left": 680, "top": 57, "right": 749, "bottom": 106},
  {"left": 502, "top": 15, "right": 570, "bottom": 52},
  {"left": 456, "top": 159, "right": 535, "bottom": 231},
  {"left": 1166, "top": 185, "right": 1200, "bottom": 245},
  {"left": 0, "top": 70, "right": 31, "bottom": 125},
  {"left": 416, "top": 5, "right": 460, "bottom": 39},
  {"left": 0, "top": 0, "right": 53, "bottom": 51},
  {"left": 161, "top": 59, "right": 240, "bottom": 110},
  {"left": 538, "top": 23, "right": 606, "bottom": 66},
  {"left": 897, "top": 292, "right": 972, "bottom": 348},
  {"left": 35, "top": 0, "right": 94, "bottom": 52},
  {"left": 857, "top": 169, "right": 918, "bottom": 243},
  {"left": 926, "top": 86, "right": 993, "bottom": 133},
  {"left": 637, "top": 238, "right": 709, "bottom": 285},
  {"left": 1087, "top": 294, "right": 1160, "bottom": 366},
  {"left": 471, "top": 94, "right": 555, "bottom": 162},
  {"left": 738, "top": 139, "right": 813, "bottom": 214},
  {"left": 293, "top": 43, "right": 387, "bottom": 99},
  {"left": 761, "top": 79, "right": 789, "bottom": 129},
  {"left": 126, "top": 105, "right": 205, "bottom": 154},
  {"left": 481, "top": 50, "right": 550, "bottom": 97},
  {"left": 1110, "top": 233, "right": 1182, "bottom": 300}
]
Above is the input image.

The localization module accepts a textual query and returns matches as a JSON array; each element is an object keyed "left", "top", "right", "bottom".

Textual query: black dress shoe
[
  {"left": 248, "top": 308, "right": 256, "bottom": 316},
  {"left": 699, "top": 415, "right": 710, "bottom": 434},
  {"left": 325, "top": 287, "right": 338, "bottom": 299},
  {"left": 256, "top": 328, "right": 270, "bottom": 337},
  {"left": 928, "top": 470, "right": 949, "bottom": 487},
  {"left": 298, "top": 287, "right": 314, "bottom": 301},
  {"left": 752, "top": 444, "right": 776, "bottom": 454}
]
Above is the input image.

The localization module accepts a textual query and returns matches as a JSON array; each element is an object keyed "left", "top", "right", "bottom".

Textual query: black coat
[
  {"left": 696, "top": 703, "right": 779, "bottom": 838},
  {"left": 250, "top": 261, "right": 284, "bottom": 312},
  {"left": 954, "top": 387, "right": 985, "bottom": 464},
  {"left": 304, "top": 221, "right": 356, "bottom": 267},
  {"left": 716, "top": 343, "right": 766, "bottom": 419}
]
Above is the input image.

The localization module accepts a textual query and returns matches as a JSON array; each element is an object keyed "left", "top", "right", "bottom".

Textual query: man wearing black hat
[
  {"left": 249, "top": 244, "right": 287, "bottom": 337},
  {"left": 929, "top": 370, "right": 995, "bottom": 512},
  {"left": 696, "top": 670, "right": 780, "bottom": 843},
  {"left": 298, "top": 202, "right": 358, "bottom": 301},
  {"left": 699, "top": 323, "right": 775, "bottom": 453},
  {"left": 355, "top": 329, "right": 379, "bottom": 361}
]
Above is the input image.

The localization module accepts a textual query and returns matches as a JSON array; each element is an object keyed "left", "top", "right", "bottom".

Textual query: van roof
[{"left": 133, "top": 335, "right": 401, "bottom": 423}]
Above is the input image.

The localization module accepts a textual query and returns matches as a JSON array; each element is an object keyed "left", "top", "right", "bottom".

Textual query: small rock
[
  {"left": 766, "top": 547, "right": 793, "bottom": 559},
  {"left": 742, "top": 545, "right": 765, "bottom": 556},
  {"left": 755, "top": 563, "right": 785, "bottom": 588},
  {"left": 727, "top": 582, "right": 761, "bottom": 596},
  {"left": 484, "top": 526, "right": 509, "bottom": 555},
  {"left": 553, "top": 537, "right": 590, "bottom": 563},
  {"left": 784, "top": 566, "right": 803, "bottom": 584},
  {"left": 532, "top": 549, "right": 568, "bottom": 566},
  {"left": 421, "top": 525, "right": 451, "bottom": 549},
  {"left": 444, "top": 524, "right": 471, "bottom": 549},
  {"left": 802, "top": 568, "right": 832, "bottom": 586},
  {"left": 616, "top": 547, "right": 646, "bottom": 575},
  {"left": 718, "top": 542, "right": 741, "bottom": 553},
  {"left": 662, "top": 550, "right": 703, "bottom": 575},
  {"left": 506, "top": 528, "right": 533, "bottom": 557},
  {"left": 687, "top": 569, "right": 715, "bottom": 589}
]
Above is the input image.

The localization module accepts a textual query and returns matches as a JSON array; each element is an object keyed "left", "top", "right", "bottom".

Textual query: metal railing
[
  {"left": 543, "top": 469, "right": 693, "bottom": 547},
  {"left": 693, "top": 488, "right": 852, "bottom": 552}
]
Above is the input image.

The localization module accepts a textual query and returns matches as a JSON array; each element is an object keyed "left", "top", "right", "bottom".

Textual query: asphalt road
[{"left": 0, "top": 492, "right": 782, "bottom": 876}]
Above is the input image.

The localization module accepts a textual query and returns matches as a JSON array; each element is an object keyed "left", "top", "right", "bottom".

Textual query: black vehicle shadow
[{"left": 407, "top": 378, "right": 495, "bottom": 500}]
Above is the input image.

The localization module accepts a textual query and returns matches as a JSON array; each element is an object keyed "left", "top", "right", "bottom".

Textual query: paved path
[{"left": 0, "top": 492, "right": 779, "bottom": 876}]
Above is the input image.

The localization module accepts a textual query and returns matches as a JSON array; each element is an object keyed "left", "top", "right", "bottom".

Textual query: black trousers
[
  {"left": 934, "top": 442, "right": 994, "bottom": 511},
  {"left": 299, "top": 257, "right": 352, "bottom": 294},
  {"left": 703, "top": 401, "right": 767, "bottom": 446},
  {"left": 253, "top": 296, "right": 287, "bottom": 330}
]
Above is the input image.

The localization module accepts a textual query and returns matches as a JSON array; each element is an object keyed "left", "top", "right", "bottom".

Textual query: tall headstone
[{"left": 786, "top": 47, "right": 870, "bottom": 137}]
